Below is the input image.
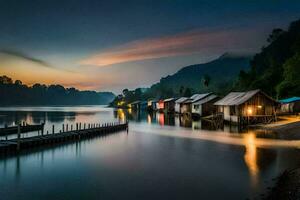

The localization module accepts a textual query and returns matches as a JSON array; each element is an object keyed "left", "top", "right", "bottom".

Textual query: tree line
[{"left": 0, "top": 75, "right": 115, "bottom": 105}]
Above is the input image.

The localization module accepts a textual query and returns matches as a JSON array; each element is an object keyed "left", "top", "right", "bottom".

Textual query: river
[{"left": 0, "top": 106, "right": 299, "bottom": 200}]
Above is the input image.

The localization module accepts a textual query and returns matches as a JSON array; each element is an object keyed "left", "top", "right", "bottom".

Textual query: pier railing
[{"left": 0, "top": 121, "right": 128, "bottom": 154}]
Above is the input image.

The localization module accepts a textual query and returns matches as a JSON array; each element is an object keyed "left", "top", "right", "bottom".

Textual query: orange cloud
[{"left": 80, "top": 27, "right": 257, "bottom": 67}]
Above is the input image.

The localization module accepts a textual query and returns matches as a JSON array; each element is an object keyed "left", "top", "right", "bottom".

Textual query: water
[{"left": 0, "top": 106, "right": 300, "bottom": 200}]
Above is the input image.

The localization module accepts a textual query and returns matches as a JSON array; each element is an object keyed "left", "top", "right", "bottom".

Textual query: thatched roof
[
  {"left": 175, "top": 97, "right": 189, "bottom": 104},
  {"left": 191, "top": 93, "right": 213, "bottom": 103},
  {"left": 214, "top": 89, "right": 276, "bottom": 106},
  {"left": 193, "top": 94, "right": 218, "bottom": 105},
  {"left": 164, "top": 98, "right": 176, "bottom": 102}
]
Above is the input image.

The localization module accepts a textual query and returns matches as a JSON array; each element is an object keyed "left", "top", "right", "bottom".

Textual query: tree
[
  {"left": 14, "top": 80, "right": 22, "bottom": 85},
  {"left": 0, "top": 75, "right": 13, "bottom": 84},
  {"left": 134, "top": 88, "right": 142, "bottom": 99},
  {"left": 0, "top": 75, "right": 114, "bottom": 105},
  {"left": 179, "top": 86, "right": 185, "bottom": 96},
  {"left": 202, "top": 74, "right": 211, "bottom": 87},
  {"left": 183, "top": 88, "right": 192, "bottom": 97},
  {"left": 122, "top": 88, "right": 129, "bottom": 97},
  {"left": 267, "top": 28, "right": 284, "bottom": 43},
  {"left": 276, "top": 53, "right": 300, "bottom": 98}
]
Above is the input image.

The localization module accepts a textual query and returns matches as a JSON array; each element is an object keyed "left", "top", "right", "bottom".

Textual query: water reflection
[
  {"left": 0, "top": 107, "right": 300, "bottom": 199},
  {"left": 0, "top": 106, "right": 117, "bottom": 139},
  {"left": 122, "top": 109, "right": 224, "bottom": 131},
  {"left": 0, "top": 111, "right": 97, "bottom": 126}
]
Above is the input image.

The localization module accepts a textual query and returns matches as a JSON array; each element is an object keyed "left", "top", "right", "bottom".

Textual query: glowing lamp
[
  {"left": 257, "top": 105, "right": 262, "bottom": 109},
  {"left": 247, "top": 108, "right": 253, "bottom": 115}
]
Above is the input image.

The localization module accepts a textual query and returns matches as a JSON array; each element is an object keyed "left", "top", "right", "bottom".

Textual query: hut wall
[
  {"left": 157, "top": 101, "right": 164, "bottom": 110},
  {"left": 202, "top": 102, "right": 217, "bottom": 116},
  {"left": 175, "top": 103, "right": 181, "bottom": 113},
  {"left": 165, "top": 101, "right": 175, "bottom": 112},
  {"left": 294, "top": 102, "right": 300, "bottom": 113},
  {"left": 151, "top": 102, "right": 157, "bottom": 110},
  {"left": 281, "top": 102, "right": 300, "bottom": 113},
  {"left": 181, "top": 104, "right": 191, "bottom": 113},
  {"left": 192, "top": 104, "right": 202, "bottom": 115},
  {"left": 240, "top": 93, "right": 275, "bottom": 116},
  {"left": 220, "top": 105, "right": 238, "bottom": 122}
]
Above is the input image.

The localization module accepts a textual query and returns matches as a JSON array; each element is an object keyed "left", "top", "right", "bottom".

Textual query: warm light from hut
[
  {"left": 247, "top": 107, "right": 253, "bottom": 115},
  {"left": 158, "top": 100, "right": 164, "bottom": 110},
  {"left": 117, "top": 109, "right": 125, "bottom": 122},
  {"left": 159, "top": 113, "right": 164, "bottom": 126},
  {"left": 244, "top": 133, "right": 258, "bottom": 185},
  {"left": 117, "top": 101, "right": 125, "bottom": 106},
  {"left": 147, "top": 114, "right": 152, "bottom": 124},
  {"left": 257, "top": 105, "right": 262, "bottom": 109}
]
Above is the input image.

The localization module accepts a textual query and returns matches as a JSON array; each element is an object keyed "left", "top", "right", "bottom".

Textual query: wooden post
[
  {"left": 17, "top": 124, "right": 21, "bottom": 151},
  {"left": 71, "top": 124, "right": 73, "bottom": 131},
  {"left": 66, "top": 124, "right": 69, "bottom": 132},
  {"left": 76, "top": 123, "right": 78, "bottom": 130},
  {"left": 62, "top": 124, "right": 65, "bottom": 132},
  {"left": 52, "top": 125, "right": 55, "bottom": 134},
  {"left": 79, "top": 123, "right": 81, "bottom": 130},
  {"left": 41, "top": 124, "right": 44, "bottom": 136},
  {"left": 84, "top": 123, "right": 86, "bottom": 130}
]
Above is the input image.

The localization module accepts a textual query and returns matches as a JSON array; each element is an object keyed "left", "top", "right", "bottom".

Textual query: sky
[{"left": 0, "top": 0, "right": 300, "bottom": 93}]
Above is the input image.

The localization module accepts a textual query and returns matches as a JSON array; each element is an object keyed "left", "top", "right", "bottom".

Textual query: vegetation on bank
[
  {"left": 0, "top": 75, "right": 115, "bottom": 105},
  {"left": 111, "top": 18, "right": 300, "bottom": 107},
  {"left": 234, "top": 19, "right": 300, "bottom": 98}
]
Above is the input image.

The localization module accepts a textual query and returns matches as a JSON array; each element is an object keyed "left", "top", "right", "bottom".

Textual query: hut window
[
  {"left": 194, "top": 105, "right": 199, "bottom": 110},
  {"left": 230, "top": 106, "right": 237, "bottom": 115}
]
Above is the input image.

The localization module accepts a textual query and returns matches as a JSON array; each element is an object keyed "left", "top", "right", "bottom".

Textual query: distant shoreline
[{"left": 0, "top": 104, "right": 109, "bottom": 107}]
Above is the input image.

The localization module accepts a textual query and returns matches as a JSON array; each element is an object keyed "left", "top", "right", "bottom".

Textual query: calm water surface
[{"left": 0, "top": 106, "right": 300, "bottom": 200}]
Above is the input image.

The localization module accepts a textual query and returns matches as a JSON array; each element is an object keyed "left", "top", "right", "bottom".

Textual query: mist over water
[{"left": 0, "top": 106, "right": 300, "bottom": 200}]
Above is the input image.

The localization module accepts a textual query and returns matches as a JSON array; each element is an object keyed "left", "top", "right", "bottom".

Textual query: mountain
[
  {"left": 97, "top": 92, "right": 116, "bottom": 105},
  {"left": 147, "top": 53, "right": 252, "bottom": 98}
]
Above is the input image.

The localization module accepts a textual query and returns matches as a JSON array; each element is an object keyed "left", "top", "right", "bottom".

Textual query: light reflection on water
[{"left": 0, "top": 106, "right": 300, "bottom": 200}]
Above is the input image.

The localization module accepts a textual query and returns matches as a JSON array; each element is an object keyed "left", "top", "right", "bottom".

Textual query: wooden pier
[
  {"left": 0, "top": 122, "right": 128, "bottom": 154},
  {"left": 0, "top": 123, "right": 45, "bottom": 136}
]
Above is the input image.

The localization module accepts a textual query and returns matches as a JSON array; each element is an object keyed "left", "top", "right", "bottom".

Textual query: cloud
[
  {"left": 0, "top": 49, "right": 53, "bottom": 68},
  {"left": 80, "top": 26, "right": 261, "bottom": 67}
]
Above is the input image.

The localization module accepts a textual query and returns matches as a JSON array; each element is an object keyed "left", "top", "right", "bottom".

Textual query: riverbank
[
  {"left": 258, "top": 115, "right": 300, "bottom": 140},
  {"left": 259, "top": 115, "right": 300, "bottom": 199},
  {"left": 263, "top": 168, "right": 300, "bottom": 200}
]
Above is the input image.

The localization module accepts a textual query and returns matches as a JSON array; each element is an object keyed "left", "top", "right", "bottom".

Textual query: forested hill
[
  {"left": 146, "top": 53, "right": 251, "bottom": 98},
  {"left": 0, "top": 75, "right": 115, "bottom": 105},
  {"left": 234, "top": 19, "right": 300, "bottom": 98}
]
